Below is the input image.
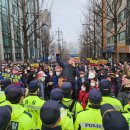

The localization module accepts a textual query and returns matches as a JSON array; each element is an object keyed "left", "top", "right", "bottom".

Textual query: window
[
  {"left": 112, "top": 0, "right": 121, "bottom": 11},
  {"left": 107, "top": 21, "right": 113, "bottom": 30},
  {"left": 107, "top": 36, "right": 114, "bottom": 44},
  {"left": 107, "top": 7, "right": 111, "bottom": 15},
  {"left": 3, "top": 35, "right": 11, "bottom": 47},
  {"left": 107, "top": 37, "right": 111, "bottom": 44},
  {"left": 1, "top": 0, "right": 8, "bottom": 13},
  {"left": 118, "top": 31, "right": 126, "bottom": 41},
  {"left": 12, "top": 4, "right": 18, "bottom": 15},
  {"left": 112, "top": 0, "right": 116, "bottom": 11},
  {"left": 111, "top": 36, "right": 114, "bottom": 43},
  {"left": 118, "top": 9, "right": 126, "bottom": 22}
]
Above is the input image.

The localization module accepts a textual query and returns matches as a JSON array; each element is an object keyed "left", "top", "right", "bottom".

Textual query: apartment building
[
  {"left": 103, "top": 0, "right": 130, "bottom": 60},
  {"left": 0, "top": 0, "right": 50, "bottom": 62}
]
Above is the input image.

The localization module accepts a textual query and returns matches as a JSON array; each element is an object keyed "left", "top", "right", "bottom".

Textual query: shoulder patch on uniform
[{"left": 24, "top": 111, "right": 32, "bottom": 118}]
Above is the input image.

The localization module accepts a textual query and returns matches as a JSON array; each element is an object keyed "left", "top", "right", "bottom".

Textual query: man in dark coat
[{"left": 56, "top": 51, "right": 77, "bottom": 86}]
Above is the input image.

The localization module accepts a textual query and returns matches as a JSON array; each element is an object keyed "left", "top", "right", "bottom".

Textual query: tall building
[
  {"left": 38, "top": 9, "right": 51, "bottom": 58},
  {"left": 126, "top": 0, "right": 130, "bottom": 45},
  {"left": 103, "top": 0, "right": 130, "bottom": 60},
  {"left": 0, "top": 0, "right": 45, "bottom": 62}
]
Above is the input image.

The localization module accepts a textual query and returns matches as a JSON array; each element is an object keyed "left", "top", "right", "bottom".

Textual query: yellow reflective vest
[
  {"left": 75, "top": 107, "right": 103, "bottom": 130},
  {"left": 59, "top": 107, "right": 74, "bottom": 130},
  {"left": 101, "top": 96, "right": 123, "bottom": 112},
  {"left": 123, "top": 112, "right": 130, "bottom": 126},
  {"left": 61, "top": 98, "right": 83, "bottom": 118},
  {"left": 11, "top": 104, "right": 36, "bottom": 130},
  {"left": 23, "top": 95, "right": 45, "bottom": 129},
  {"left": 124, "top": 104, "right": 130, "bottom": 112},
  {"left": 0, "top": 91, "right": 11, "bottom": 107}
]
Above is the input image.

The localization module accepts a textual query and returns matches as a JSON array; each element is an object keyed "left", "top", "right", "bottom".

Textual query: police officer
[
  {"left": 0, "top": 105, "right": 12, "bottom": 130},
  {"left": 101, "top": 104, "right": 128, "bottom": 130},
  {"left": 61, "top": 82, "right": 83, "bottom": 120},
  {"left": 0, "top": 78, "right": 11, "bottom": 90},
  {"left": 23, "top": 79, "right": 45, "bottom": 129},
  {"left": 50, "top": 88, "right": 74, "bottom": 130},
  {"left": 0, "top": 91, "right": 12, "bottom": 107},
  {"left": 122, "top": 104, "right": 130, "bottom": 126},
  {"left": 41, "top": 100, "right": 72, "bottom": 130},
  {"left": 75, "top": 89, "right": 103, "bottom": 130},
  {"left": 99, "top": 79, "right": 123, "bottom": 112},
  {"left": 5, "top": 85, "right": 36, "bottom": 130}
]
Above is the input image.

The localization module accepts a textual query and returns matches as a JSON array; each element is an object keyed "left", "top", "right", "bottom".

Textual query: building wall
[
  {"left": 102, "top": 0, "right": 107, "bottom": 50},
  {"left": 38, "top": 9, "right": 52, "bottom": 58},
  {"left": 103, "top": 0, "right": 130, "bottom": 59},
  {"left": 0, "top": 0, "right": 40, "bottom": 62}
]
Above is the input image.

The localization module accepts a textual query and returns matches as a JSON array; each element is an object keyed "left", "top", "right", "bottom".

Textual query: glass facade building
[{"left": 0, "top": 0, "right": 40, "bottom": 61}]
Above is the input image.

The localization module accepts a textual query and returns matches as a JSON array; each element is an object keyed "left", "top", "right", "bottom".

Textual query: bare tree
[
  {"left": 11, "top": 0, "right": 50, "bottom": 62},
  {"left": 81, "top": 0, "right": 126, "bottom": 62},
  {"left": 94, "top": 0, "right": 126, "bottom": 62},
  {"left": 80, "top": 2, "right": 103, "bottom": 59}
]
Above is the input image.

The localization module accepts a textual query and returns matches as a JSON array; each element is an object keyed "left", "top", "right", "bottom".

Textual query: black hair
[
  {"left": 100, "top": 89, "right": 111, "bottom": 96},
  {"left": 63, "top": 93, "right": 72, "bottom": 98},
  {"left": 82, "top": 81, "right": 90, "bottom": 92},
  {"left": 6, "top": 93, "right": 21, "bottom": 104}
]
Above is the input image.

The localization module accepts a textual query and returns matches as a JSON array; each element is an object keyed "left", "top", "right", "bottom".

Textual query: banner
[
  {"left": 0, "top": 73, "right": 22, "bottom": 83},
  {"left": 73, "top": 57, "right": 80, "bottom": 63},
  {"left": 98, "top": 60, "right": 108, "bottom": 65},
  {"left": 30, "top": 63, "right": 39, "bottom": 69},
  {"left": 88, "top": 59, "right": 108, "bottom": 66}
]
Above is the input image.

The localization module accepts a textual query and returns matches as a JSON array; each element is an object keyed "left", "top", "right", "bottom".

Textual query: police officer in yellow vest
[
  {"left": 23, "top": 79, "right": 45, "bottom": 129},
  {"left": 99, "top": 79, "right": 123, "bottom": 112},
  {"left": 61, "top": 82, "right": 83, "bottom": 120},
  {"left": 0, "top": 78, "right": 11, "bottom": 91},
  {"left": 50, "top": 88, "right": 74, "bottom": 130},
  {"left": 40, "top": 100, "right": 69, "bottom": 130},
  {"left": 122, "top": 104, "right": 130, "bottom": 126},
  {"left": 0, "top": 91, "right": 11, "bottom": 107},
  {"left": 0, "top": 79, "right": 12, "bottom": 107},
  {"left": 0, "top": 105, "right": 12, "bottom": 130},
  {"left": 75, "top": 89, "right": 103, "bottom": 130},
  {"left": 5, "top": 85, "right": 36, "bottom": 130},
  {"left": 101, "top": 104, "right": 128, "bottom": 130}
]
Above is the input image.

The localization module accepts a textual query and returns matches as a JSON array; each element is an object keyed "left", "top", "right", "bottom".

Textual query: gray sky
[
  {"left": 43, "top": 0, "right": 87, "bottom": 53},
  {"left": 44, "top": 0, "right": 86, "bottom": 43},
  {"left": 52, "top": 0, "right": 86, "bottom": 43}
]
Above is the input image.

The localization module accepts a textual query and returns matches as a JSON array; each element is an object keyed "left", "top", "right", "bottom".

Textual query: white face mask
[
  {"left": 7, "top": 70, "right": 11, "bottom": 73},
  {"left": 116, "top": 74, "right": 119, "bottom": 78},
  {"left": 41, "top": 77, "right": 45, "bottom": 81},
  {"left": 56, "top": 72, "right": 61, "bottom": 76},
  {"left": 27, "top": 67, "right": 30, "bottom": 70},
  {"left": 49, "top": 73, "right": 53, "bottom": 76},
  {"left": 81, "top": 86, "right": 86, "bottom": 91},
  {"left": 91, "top": 82, "right": 96, "bottom": 87}
]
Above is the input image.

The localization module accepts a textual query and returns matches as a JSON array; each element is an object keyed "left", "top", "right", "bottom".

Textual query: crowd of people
[{"left": 0, "top": 51, "right": 130, "bottom": 130}]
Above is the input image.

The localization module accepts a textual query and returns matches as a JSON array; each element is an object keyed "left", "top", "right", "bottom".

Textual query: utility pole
[
  {"left": 93, "top": 10, "right": 96, "bottom": 59},
  {"left": 34, "top": 0, "right": 37, "bottom": 59},
  {"left": 56, "top": 28, "right": 63, "bottom": 51},
  {"left": 88, "top": 16, "right": 92, "bottom": 58}
]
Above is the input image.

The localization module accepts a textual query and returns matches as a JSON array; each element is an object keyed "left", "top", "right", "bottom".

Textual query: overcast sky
[{"left": 44, "top": 0, "right": 87, "bottom": 43}]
